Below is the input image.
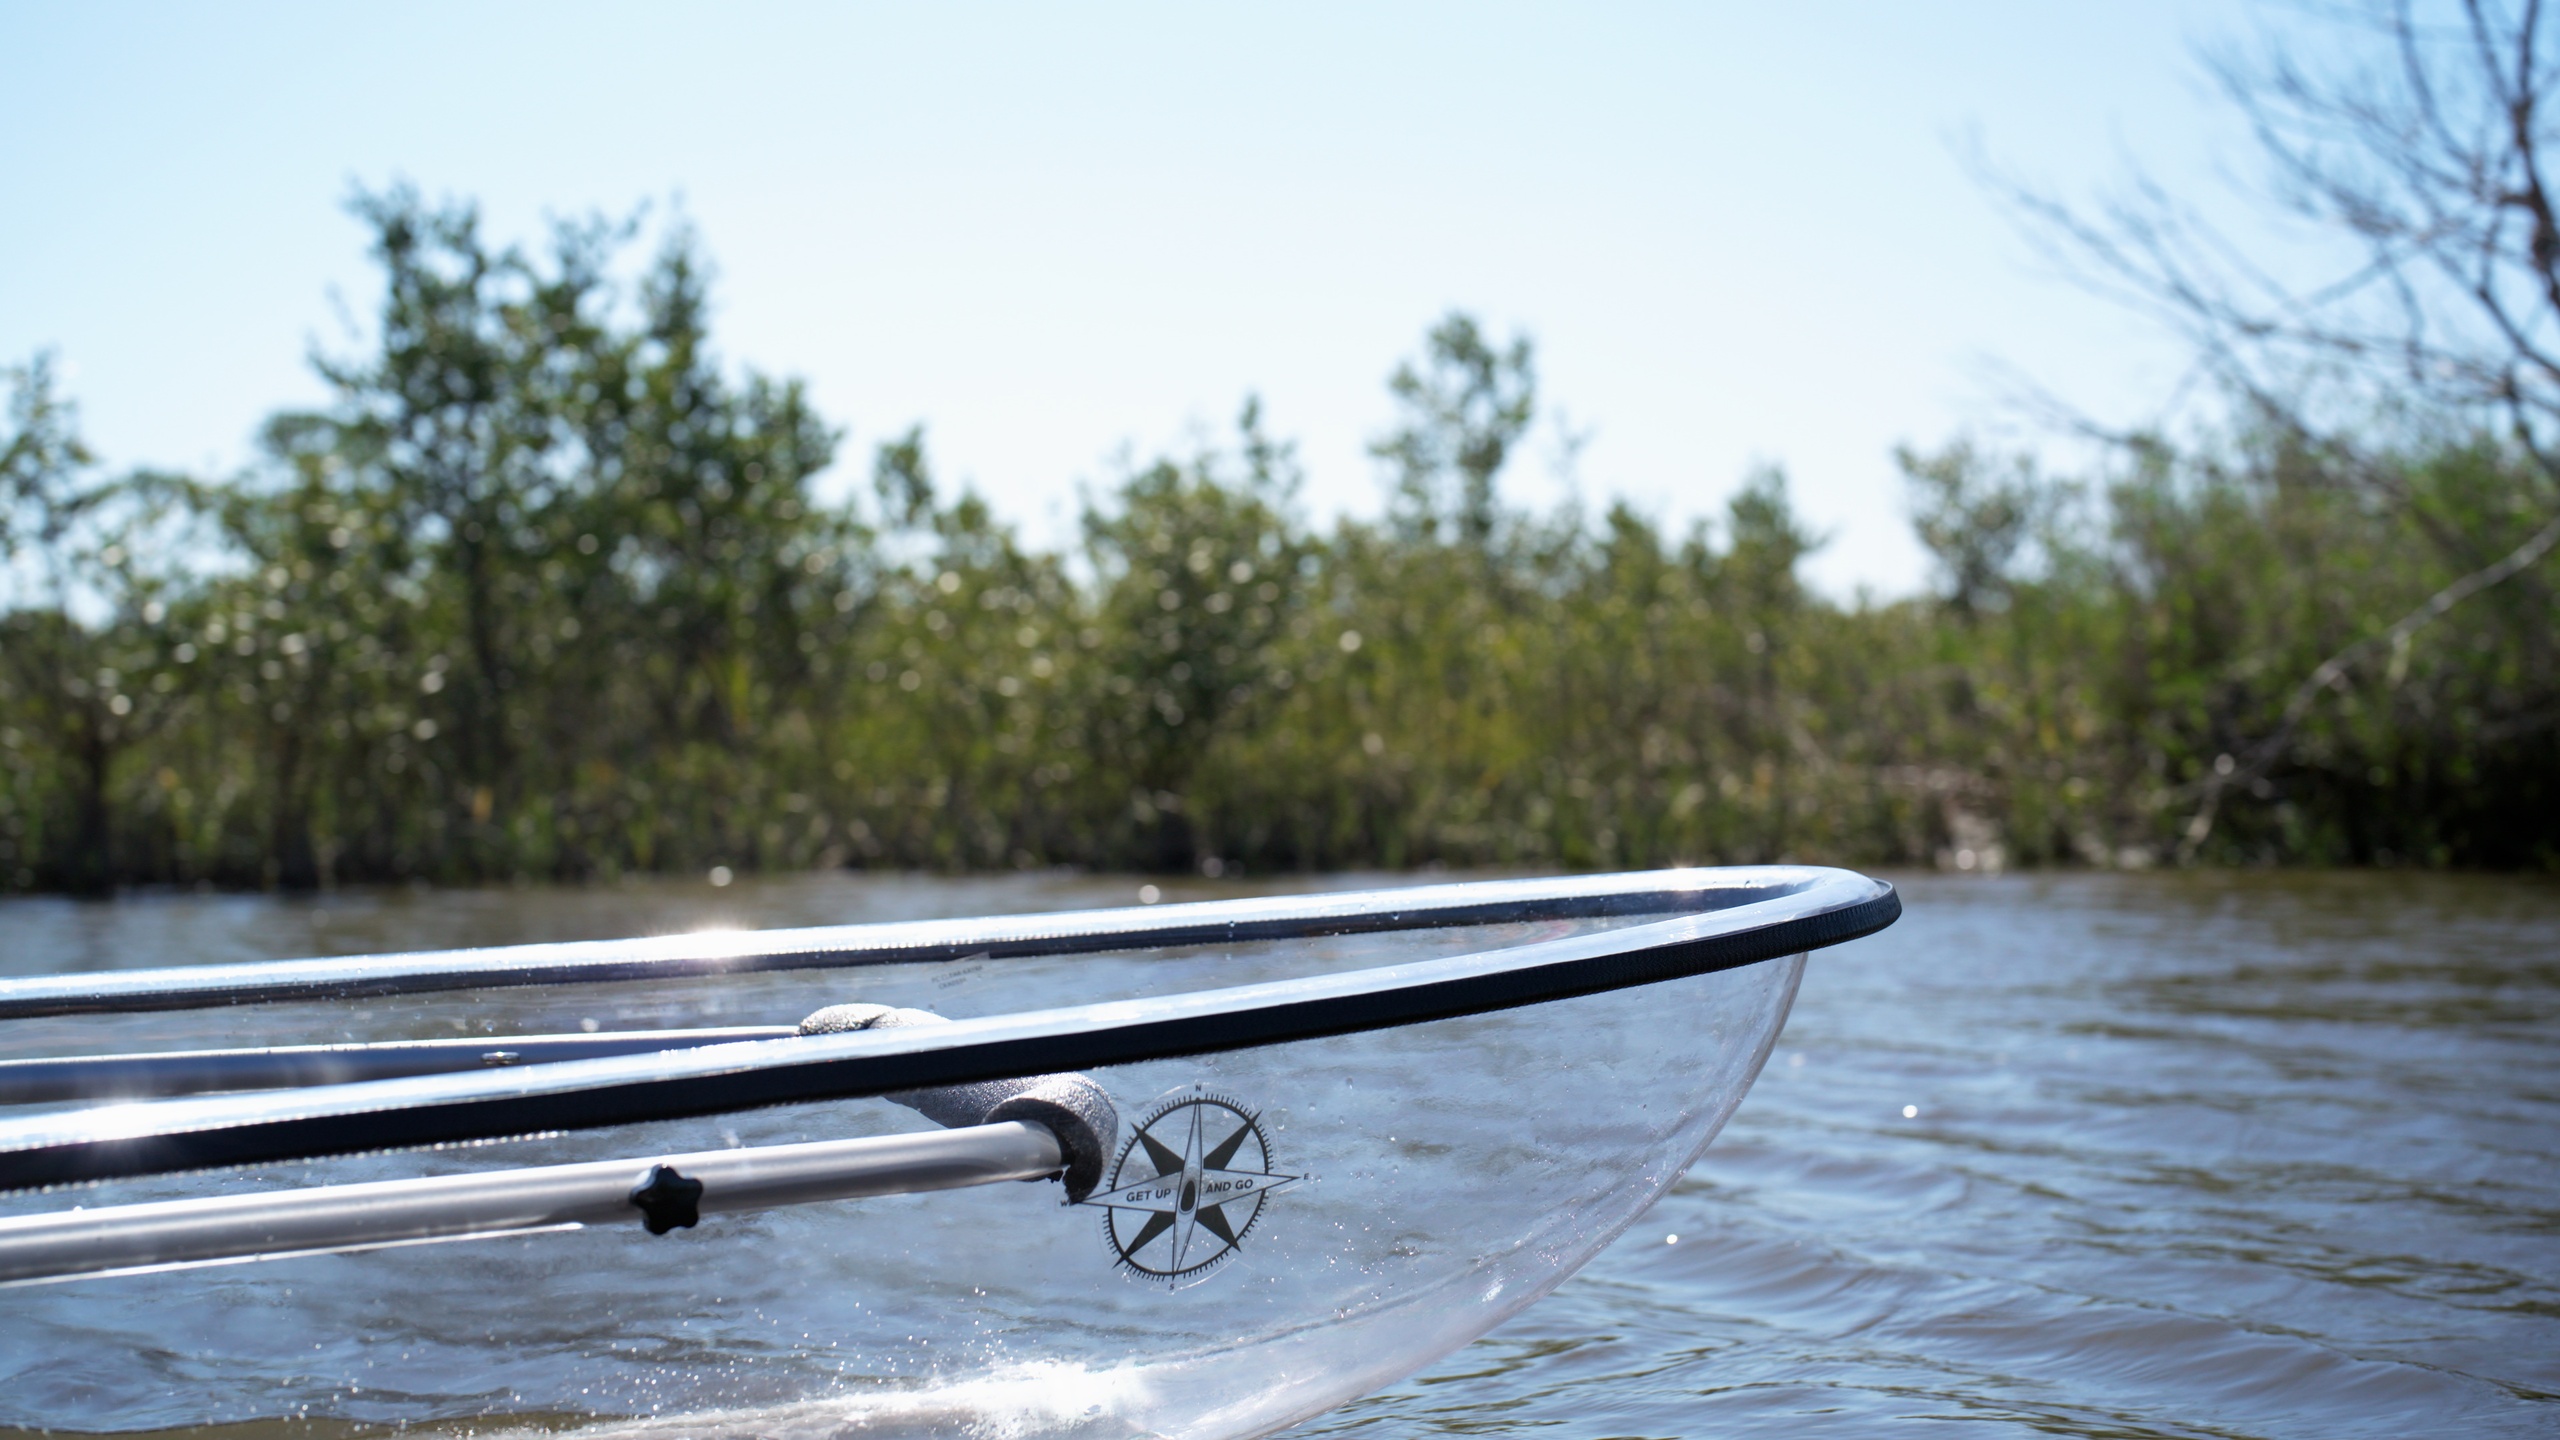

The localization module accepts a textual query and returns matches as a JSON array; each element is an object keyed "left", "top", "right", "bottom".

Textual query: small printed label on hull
[{"left": 1081, "top": 1086, "right": 1299, "bottom": 1287}]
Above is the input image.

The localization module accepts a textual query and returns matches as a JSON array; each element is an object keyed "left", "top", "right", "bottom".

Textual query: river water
[{"left": 2, "top": 868, "right": 2553, "bottom": 1439}]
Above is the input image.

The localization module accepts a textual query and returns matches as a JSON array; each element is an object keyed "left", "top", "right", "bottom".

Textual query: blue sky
[{"left": 2, "top": 1, "right": 2267, "bottom": 595}]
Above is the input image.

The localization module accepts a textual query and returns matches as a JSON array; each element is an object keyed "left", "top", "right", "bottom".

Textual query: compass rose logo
[{"left": 1082, "top": 1089, "right": 1299, "bottom": 1284}]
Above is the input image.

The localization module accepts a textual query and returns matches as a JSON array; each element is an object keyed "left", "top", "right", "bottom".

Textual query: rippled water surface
[{"left": 3, "top": 869, "right": 2554, "bottom": 1439}]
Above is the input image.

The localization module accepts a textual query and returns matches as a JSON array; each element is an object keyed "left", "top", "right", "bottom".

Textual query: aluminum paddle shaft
[{"left": 0, "top": 1119, "right": 1063, "bottom": 1287}]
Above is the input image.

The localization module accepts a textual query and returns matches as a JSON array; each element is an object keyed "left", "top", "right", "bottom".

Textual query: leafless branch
[
  {"left": 2174, "top": 496, "right": 2560, "bottom": 857},
  {"left": 1989, "top": 0, "right": 2560, "bottom": 858}
]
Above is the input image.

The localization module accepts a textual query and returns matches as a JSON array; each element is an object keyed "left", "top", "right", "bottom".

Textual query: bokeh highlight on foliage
[{"left": 3, "top": 190, "right": 2554, "bottom": 892}]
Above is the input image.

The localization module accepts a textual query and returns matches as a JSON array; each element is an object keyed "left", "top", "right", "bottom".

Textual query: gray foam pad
[{"left": 800, "top": 1003, "right": 1119, "bottom": 1202}]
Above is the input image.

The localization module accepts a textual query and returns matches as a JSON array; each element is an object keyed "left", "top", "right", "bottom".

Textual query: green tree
[{"left": 1370, "top": 313, "right": 1536, "bottom": 550}]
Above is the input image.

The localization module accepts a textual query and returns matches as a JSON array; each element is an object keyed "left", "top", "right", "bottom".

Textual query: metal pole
[{"left": 0, "top": 1119, "right": 1064, "bottom": 1287}]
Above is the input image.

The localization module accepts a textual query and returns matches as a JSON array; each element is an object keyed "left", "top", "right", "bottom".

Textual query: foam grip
[{"left": 799, "top": 1003, "right": 1119, "bottom": 1202}]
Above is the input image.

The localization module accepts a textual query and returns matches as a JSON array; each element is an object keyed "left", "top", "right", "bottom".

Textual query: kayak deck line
[
  {"left": 0, "top": 1118, "right": 1070, "bottom": 1288},
  {"left": 0, "top": 870, "right": 1898, "bottom": 1193},
  {"left": 0, "top": 1027, "right": 802, "bottom": 1105},
  {"left": 0, "top": 868, "right": 1821, "bottom": 1019},
  {"left": 0, "top": 871, "right": 1896, "bottom": 1192}
]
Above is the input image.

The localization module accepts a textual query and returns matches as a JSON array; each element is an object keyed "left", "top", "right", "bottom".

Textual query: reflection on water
[
  {"left": 1, "top": 869, "right": 2553, "bottom": 1439},
  {"left": 1318, "top": 870, "right": 2560, "bottom": 1440}
]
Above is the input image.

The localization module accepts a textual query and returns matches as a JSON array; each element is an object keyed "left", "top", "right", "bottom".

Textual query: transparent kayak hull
[{"left": 0, "top": 869, "right": 1886, "bottom": 1439}]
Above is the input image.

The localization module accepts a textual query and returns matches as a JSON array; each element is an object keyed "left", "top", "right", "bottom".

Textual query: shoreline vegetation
[{"left": 2, "top": 190, "right": 2555, "bottom": 894}]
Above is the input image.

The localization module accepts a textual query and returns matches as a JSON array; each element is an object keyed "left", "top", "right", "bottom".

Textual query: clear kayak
[{"left": 0, "top": 866, "right": 1898, "bottom": 1439}]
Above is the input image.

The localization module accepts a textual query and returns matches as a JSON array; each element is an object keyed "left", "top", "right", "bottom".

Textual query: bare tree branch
[
  {"left": 1989, "top": 0, "right": 2560, "bottom": 859},
  {"left": 2174, "top": 499, "right": 2560, "bottom": 856}
]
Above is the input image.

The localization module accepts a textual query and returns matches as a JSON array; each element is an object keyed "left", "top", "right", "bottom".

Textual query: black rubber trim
[
  {"left": 0, "top": 877, "right": 1796, "bottom": 1019},
  {"left": 0, "top": 1028, "right": 801, "bottom": 1106},
  {"left": 0, "top": 885, "right": 1896, "bottom": 1192}
]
